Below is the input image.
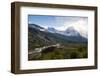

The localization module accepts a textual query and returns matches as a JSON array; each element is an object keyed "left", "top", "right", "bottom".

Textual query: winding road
[
  {"left": 28, "top": 44, "right": 60, "bottom": 55},
  {"left": 28, "top": 44, "right": 60, "bottom": 60}
]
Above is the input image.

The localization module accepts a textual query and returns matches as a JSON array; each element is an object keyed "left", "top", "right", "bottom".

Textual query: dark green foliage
[{"left": 70, "top": 51, "right": 79, "bottom": 58}]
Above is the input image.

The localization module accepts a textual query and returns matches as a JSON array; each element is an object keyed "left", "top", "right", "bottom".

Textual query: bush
[{"left": 70, "top": 51, "right": 79, "bottom": 58}]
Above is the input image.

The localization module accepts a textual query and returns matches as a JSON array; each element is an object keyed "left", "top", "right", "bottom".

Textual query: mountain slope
[
  {"left": 47, "top": 27, "right": 59, "bottom": 33},
  {"left": 28, "top": 26, "right": 57, "bottom": 50}
]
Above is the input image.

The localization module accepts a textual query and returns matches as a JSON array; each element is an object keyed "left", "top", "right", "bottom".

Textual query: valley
[{"left": 28, "top": 24, "right": 88, "bottom": 60}]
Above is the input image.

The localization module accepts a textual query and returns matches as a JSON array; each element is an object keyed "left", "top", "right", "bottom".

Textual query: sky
[{"left": 28, "top": 15, "right": 88, "bottom": 32}]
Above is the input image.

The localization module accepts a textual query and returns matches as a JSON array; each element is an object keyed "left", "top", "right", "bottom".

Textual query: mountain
[
  {"left": 29, "top": 24, "right": 46, "bottom": 31},
  {"left": 62, "top": 26, "right": 80, "bottom": 36},
  {"left": 28, "top": 24, "right": 87, "bottom": 50},
  {"left": 28, "top": 24, "right": 57, "bottom": 50},
  {"left": 29, "top": 23, "right": 87, "bottom": 39},
  {"left": 46, "top": 26, "right": 87, "bottom": 39}
]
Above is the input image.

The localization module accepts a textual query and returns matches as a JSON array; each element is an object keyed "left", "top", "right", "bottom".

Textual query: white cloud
[{"left": 56, "top": 19, "right": 88, "bottom": 38}]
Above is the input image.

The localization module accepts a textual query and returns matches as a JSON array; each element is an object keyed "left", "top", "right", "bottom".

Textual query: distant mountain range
[
  {"left": 47, "top": 26, "right": 81, "bottom": 37},
  {"left": 29, "top": 23, "right": 88, "bottom": 38},
  {"left": 28, "top": 24, "right": 87, "bottom": 50}
]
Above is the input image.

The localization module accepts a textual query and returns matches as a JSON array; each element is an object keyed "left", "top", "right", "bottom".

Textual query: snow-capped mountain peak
[
  {"left": 66, "top": 25, "right": 88, "bottom": 38},
  {"left": 63, "top": 26, "right": 80, "bottom": 36}
]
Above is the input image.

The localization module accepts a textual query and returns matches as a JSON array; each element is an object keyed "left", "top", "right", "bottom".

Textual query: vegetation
[{"left": 29, "top": 44, "right": 88, "bottom": 60}]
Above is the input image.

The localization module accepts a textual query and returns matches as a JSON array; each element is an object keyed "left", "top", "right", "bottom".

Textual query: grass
[{"left": 28, "top": 44, "right": 88, "bottom": 60}]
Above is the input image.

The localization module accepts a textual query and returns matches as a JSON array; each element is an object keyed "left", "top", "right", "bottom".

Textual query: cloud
[{"left": 55, "top": 16, "right": 88, "bottom": 31}]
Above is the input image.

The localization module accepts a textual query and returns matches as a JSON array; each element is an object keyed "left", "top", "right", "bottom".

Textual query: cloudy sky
[{"left": 28, "top": 15, "right": 88, "bottom": 33}]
